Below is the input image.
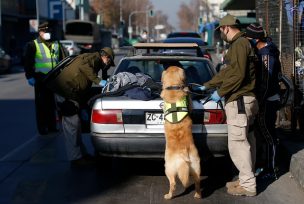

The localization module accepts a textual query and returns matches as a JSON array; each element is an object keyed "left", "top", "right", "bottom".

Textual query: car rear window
[{"left": 116, "top": 59, "right": 213, "bottom": 84}]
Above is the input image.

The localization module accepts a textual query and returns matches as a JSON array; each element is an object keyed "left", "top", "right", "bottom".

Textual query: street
[{"left": 0, "top": 55, "right": 304, "bottom": 204}]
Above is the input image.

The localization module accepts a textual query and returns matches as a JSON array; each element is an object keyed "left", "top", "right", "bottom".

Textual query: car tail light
[
  {"left": 203, "top": 53, "right": 211, "bottom": 60},
  {"left": 203, "top": 110, "right": 226, "bottom": 124},
  {"left": 83, "top": 44, "right": 92, "bottom": 49},
  {"left": 91, "top": 109, "right": 123, "bottom": 124}
]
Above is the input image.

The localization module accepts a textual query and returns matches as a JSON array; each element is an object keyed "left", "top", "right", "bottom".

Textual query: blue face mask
[{"left": 250, "top": 39, "right": 257, "bottom": 46}]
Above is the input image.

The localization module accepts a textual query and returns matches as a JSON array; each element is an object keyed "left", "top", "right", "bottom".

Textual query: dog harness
[{"left": 163, "top": 96, "right": 189, "bottom": 123}]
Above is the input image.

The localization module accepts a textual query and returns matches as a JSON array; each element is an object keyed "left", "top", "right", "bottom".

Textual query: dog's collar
[{"left": 164, "top": 85, "right": 185, "bottom": 90}]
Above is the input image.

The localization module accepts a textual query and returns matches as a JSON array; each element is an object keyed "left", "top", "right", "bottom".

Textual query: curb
[
  {"left": 290, "top": 149, "right": 304, "bottom": 189},
  {"left": 278, "top": 129, "right": 304, "bottom": 190}
]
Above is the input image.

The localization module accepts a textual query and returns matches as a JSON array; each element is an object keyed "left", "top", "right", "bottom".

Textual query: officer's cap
[
  {"left": 215, "top": 14, "right": 240, "bottom": 30},
  {"left": 38, "top": 21, "right": 49, "bottom": 31},
  {"left": 100, "top": 47, "right": 115, "bottom": 66}
]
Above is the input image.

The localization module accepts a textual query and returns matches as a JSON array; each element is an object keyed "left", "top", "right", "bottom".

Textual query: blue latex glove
[
  {"left": 27, "top": 78, "right": 35, "bottom": 86},
  {"left": 193, "top": 85, "right": 206, "bottom": 91},
  {"left": 210, "top": 90, "right": 221, "bottom": 102},
  {"left": 99, "top": 80, "right": 107, "bottom": 87}
]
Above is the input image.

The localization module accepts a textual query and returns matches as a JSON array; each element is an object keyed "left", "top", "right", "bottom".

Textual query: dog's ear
[
  {"left": 161, "top": 69, "right": 167, "bottom": 83},
  {"left": 176, "top": 66, "right": 186, "bottom": 84}
]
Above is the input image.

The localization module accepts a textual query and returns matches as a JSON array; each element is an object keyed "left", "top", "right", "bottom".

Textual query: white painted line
[{"left": 0, "top": 134, "right": 38, "bottom": 161}]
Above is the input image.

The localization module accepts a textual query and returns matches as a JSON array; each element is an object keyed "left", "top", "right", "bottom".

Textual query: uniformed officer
[
  {"left": 50, "top": 47, "right": 115, "bottom": 167},
  {"left": 24, "top": 21, "right": 67, "bottom": 135},
  {"left": 196, "top": 14, "right": 259, "bottom": 196}
]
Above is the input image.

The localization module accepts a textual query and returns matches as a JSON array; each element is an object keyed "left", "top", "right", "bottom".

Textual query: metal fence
[{"left": 255, "top": 0, "right": 304, "bottom": 131}]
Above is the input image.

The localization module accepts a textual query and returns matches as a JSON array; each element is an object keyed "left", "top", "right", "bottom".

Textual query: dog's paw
[
  {"left": 164, "top": 193, "right": 173, "bottom": 200},
  {"left": 194, "top": 192, "right": 202, "bottom": 199}
]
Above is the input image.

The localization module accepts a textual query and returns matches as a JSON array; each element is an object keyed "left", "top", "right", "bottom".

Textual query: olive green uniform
[
  {"left": 54, "top": 52, "right": 105, "bottom": 103},
  {"left": 204, "top": 32, "right": 259, "bottom": 193},
  {"left": 204, "top": 32, "right": 256, "bottom": 103},
  {"left": 54, "top": 52, "right": 107, "bottom": 161}
]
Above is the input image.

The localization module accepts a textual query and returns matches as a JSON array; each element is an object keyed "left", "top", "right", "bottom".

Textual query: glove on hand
[
  {"left": 99, "top": 80, "right": 107, "bottom": 87},
  {"left": 210, "top": 90, "right": 221, "bottom": 102},
  {"left": 193, "top": 85, "right": 206, "bottom": 91},
  {"left": 27, "top": 78, "right": 36, "bottom": 86}
]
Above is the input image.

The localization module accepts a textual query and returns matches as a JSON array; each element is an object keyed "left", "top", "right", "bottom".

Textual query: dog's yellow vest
[{"left": 163, "top": 96, "right": 189, "bottom": 123}]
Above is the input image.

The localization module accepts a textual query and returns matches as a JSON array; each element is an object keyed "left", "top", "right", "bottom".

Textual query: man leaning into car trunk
[
  {"left": 195, "top": 14, "right": 259, "bottom": 196},
  {"left": 51, "top": 47, "right": 115, "bottom": 167}
]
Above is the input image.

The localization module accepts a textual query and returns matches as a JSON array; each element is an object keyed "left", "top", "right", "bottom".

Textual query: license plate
[{"left": 145, "top": 112, "right": 164, "bottom": 125}]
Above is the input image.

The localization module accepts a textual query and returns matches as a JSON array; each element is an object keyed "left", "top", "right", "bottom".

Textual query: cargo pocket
[
  {"left": 225, "top": 101, "right": 247, "bottom": 127},
  {"left": 228, "top": 125, "right": 246, "bottom": 141},
  {"left": 243, "top": 96, "right": 259, "bottom": 125}
]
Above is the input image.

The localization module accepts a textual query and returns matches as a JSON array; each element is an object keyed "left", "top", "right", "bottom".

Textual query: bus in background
[{"left": 64, "top": 20, "right": 112, "bottom": 53}]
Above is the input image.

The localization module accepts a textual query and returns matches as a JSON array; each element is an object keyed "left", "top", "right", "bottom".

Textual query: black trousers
[
  {"left": 34, "top": 76, "right": 57, "bottom": 134},
  {"left": 255, "top": 100, "right": 281, "bottom": 173}
]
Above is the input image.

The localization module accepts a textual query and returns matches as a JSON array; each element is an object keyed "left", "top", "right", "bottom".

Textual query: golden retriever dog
[{"left": 160, "top": 66, "right": 201, "bottom": 199}]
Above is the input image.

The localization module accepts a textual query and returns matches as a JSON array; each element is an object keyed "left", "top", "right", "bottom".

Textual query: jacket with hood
[{"left": 255, "top": 40, "right": 281, "bottom": 103}]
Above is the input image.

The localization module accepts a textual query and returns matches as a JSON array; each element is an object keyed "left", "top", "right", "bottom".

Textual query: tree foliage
[
  {"left": 177, "top": 0, "right": 200, "bottom": 31},
  {"left": 89, "top": 0, "right": 172, "bottom": 35}
]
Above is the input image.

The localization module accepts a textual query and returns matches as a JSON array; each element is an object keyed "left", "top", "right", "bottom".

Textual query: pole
[
  {"left": 279, "top": 0, "right": 282, "bottom": 56},
  {"left": 120, "top": 0, "right": 122, "bottom": 22},
  {"left": 129, "top": 11, "right": 146, "bottom": 40},
  {"left": 36, "top": 0, "right": 40, "bottom": 26},
  {"left": 146, "top": 10, "right": 149, "bottom": 42},
  {"left": 80, "top": 0, "right": 84, "bottom": 20},
  {"left": 0, "top": 0, "right": 2, "bottom": 46},
  {"left": 61, "top": 0, "right": 65, "bottom": 32}
]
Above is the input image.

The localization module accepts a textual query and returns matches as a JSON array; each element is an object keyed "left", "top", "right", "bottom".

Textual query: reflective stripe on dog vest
[
  {"left": 34, "top": 39, "right": 59, "bottom": 74},
  {"left": 164, "top": 96, "right": 189, "bottom": 123}
]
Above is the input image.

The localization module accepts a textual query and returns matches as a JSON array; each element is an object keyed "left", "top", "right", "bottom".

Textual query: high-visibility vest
[
  {"left": 163, "top": 96, "right": 189, "bottom": 123},
  {"left": 34, "top": 39, "right": 59, "bottom": 74}
]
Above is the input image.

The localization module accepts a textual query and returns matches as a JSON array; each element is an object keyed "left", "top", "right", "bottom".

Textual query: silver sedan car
[{"left": 90, "top": 43, "right": 228, "bottom": 159}]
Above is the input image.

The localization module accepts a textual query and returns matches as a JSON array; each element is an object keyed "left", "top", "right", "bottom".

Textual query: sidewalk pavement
[{"left": 278, "top": 128, "right": 304, "bottom": 190}]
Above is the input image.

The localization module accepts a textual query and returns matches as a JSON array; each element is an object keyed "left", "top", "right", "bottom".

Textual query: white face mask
[
  {"left": 42, "top": 33, "right": 51, "bottom": 41},
  {"left": 141, "top": 34, "right": 147, "bottom": 39}
]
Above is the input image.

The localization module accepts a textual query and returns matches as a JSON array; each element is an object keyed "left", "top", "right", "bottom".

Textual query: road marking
[{"left": 0, "top": 134, "right": 38, "bottom": 161}]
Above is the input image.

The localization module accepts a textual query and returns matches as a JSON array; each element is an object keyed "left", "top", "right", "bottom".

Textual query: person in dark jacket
[
  {"left": 53, "top": 47, "right": 115, "bottom": 167},
  {"left": 245, "top": 23, "right": 282, "bottom": 179},
  {"left": 24, "top": 21, "right": 67, "bottom": 135}
]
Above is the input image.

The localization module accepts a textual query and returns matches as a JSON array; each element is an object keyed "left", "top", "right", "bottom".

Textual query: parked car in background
[
  {"left": 162, "top": 37, "right": 213, "bottom": 61},
  {"left": 90, "top": 43, "right": 227, "bottom": 160},
  {"left": 60, "top": 40, "right": 81, "bottom": 56},
  {"left": 0, "top": 47, "right": 11, "bottom": 74},
  {"left": 167, "top": 32, "right": 201, "bottom": 38}
]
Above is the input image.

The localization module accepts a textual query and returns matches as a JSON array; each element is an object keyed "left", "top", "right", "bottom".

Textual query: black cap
[
  {"left": 100, "top": 47, "right": 115, "bottom": 66},
  {"left": 38, "top": 21, "right": 49, "bottom": 31}
]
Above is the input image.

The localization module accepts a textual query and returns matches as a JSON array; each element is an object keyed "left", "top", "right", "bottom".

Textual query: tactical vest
[
  {"left": 34, "top": 39, "right": 59, "bottom": 74},
  {"left": 163, "top": 96, "right": 189, "bottom": 123}
]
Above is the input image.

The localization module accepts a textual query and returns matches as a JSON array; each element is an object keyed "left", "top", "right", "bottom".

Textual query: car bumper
[{"left": 91, "top": 133, "right": 228, "bottom": 159}]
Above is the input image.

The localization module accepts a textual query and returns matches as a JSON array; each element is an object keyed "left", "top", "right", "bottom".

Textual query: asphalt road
[{"left": 0, "top": 54, "right": 304, "bottom": 203}]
